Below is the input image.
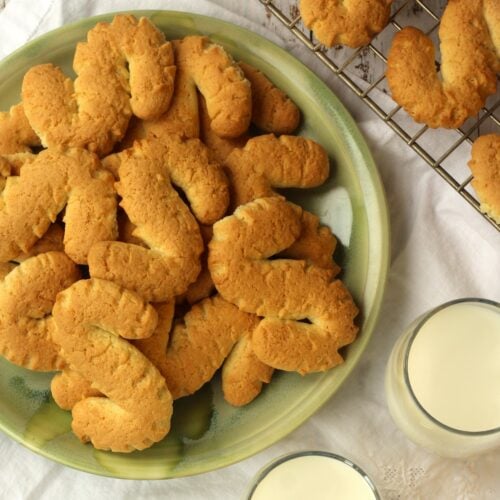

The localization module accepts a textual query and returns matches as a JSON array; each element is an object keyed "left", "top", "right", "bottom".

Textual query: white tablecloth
[{"left": 0, "top": 1, "right": 499, "bottom": 499}]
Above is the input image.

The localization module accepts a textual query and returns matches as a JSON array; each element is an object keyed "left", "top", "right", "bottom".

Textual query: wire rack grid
[{"left": 258, "top": 0, "right": 500, "bottom": 232}]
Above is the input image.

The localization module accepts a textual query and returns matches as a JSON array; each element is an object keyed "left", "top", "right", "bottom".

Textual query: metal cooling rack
[{"left": 259, "top": 0, "right": 500, "bottom": 231}]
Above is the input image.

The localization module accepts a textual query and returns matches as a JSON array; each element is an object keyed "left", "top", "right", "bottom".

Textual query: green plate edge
[{"left": 0, "top": 10, "right": 390, "bottom": 479}]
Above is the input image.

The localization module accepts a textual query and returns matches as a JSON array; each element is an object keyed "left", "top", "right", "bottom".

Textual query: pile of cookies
[{"left": 0, "top": 15, "right": 358, "bottom": 453}]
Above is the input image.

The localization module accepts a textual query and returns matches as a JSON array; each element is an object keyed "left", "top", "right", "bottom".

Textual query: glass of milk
[
  {"left": 385, "top": 298, "right": 500, "bottom": 458},
  {"left": 246, "top": 451, "right": 380, "bottom": 500}
]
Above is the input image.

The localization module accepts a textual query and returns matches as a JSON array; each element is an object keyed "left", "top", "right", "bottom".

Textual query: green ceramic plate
[{"left": 0, "top": 11, "right": 389, "bottom": 479}]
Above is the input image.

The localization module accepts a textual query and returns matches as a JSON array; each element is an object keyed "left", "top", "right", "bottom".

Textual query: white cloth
[{"left": 0, "top": 1, "right": 499, "bottom": 499}]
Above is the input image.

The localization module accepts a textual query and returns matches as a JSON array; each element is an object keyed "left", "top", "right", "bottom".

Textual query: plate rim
[{"left": 0, "top": 9, "right": 390, "bottom": 479}]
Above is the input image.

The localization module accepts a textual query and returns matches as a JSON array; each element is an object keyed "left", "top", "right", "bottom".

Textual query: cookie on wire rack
[
  {"left": 386, "top": 0, "right": 500, "bottom": 128},
  {"left": 300, "top": 0, "right": 392, "bottom": 48},
  {"left": 468, "top": 134, "right": 500, "bottom": 224}
]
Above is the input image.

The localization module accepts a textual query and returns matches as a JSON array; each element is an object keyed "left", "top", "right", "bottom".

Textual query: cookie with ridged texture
[
  {"left": 0, "top": 155, "right": 65, "bottom": 258},
  {"left": 12, "top": 223, "right": 64, "bottom": 263},
  {"left": 184, "top": 224, "right": 216, "bottom": 305},
  {"left": 135, "top": 295, "right": 260, "bottom": 400},
  {"left": 179, "top": 212, "right": 340, "bottom": 305},
  {"left": 51, "top": 369, "right": 101, "bottom": 411},
  {"left": 121, "top": 42, "right": 200, "bottom": 148},
  {"left": 88, "top": 139, "right": 209, "bottom": 302},
  {"left": 199, "top": 94, "right": 248, "bottom": 164},
  {"left": 279, "top": 209, "right": 340, "bottom": 275},
  {"left": 0, "top": 103, "right": 40, "bottom": 154},
  {"left": 101, "top": 136, "right": 228, "bottom": 224},
  {"left": 386, "top": 0, "right": 500, "bottom": 128},
  {"left": 0, "top": 252, "right": 80, "bottom": 371},
  {"left": 224, "top": 134, "right": 329, "bottom": 210},
  {"left": 63, "top": 170, "right": 117, "bottom": 264},
  {"left": 117, "top": 210, "right": 217, "bottom": 298},
  {"left": 223, "top": 206, "right": 341, "bottom": 402},
  {"left": 208, "top": 135, "right": 338, "bottom": 383},
  {"left": 52, "top": 278, "right": 172, "bottom": 452},
  {"left": 209, "top": 197, "right": 358, "bottom": 375},
  {"left": 222, "top": 331, "right": 274, "bottom": 407},
  {"left": 222, "top": 206, "right": 340, "bottom": 406},
  {"left": 22, "top": 15, "right": 175, "bottom": 156},
  {"left": 300, "top": 0, "right": 392, "bottom": 48},
  {"left": 0, "top": 148, "right": 117, "bottom": 264},
  {"left": 238, "top": 62, "right": 300, "bottom": 134},
  {"left": 199, "top": 61, "right": 299, "bottom": 158},
  {"left": 134, "top": 297, "right": 269, "bottom": 406},
  {"left": 89, "top": 136, "right": 229, "bottom": 301},
  {"left": 469, "top": 134, "right": 500, "bottom": 223},
  {"left": 131, "top": 301, "right": 174, "bottom": 385},
  {"left": 175, "top": 36, "right": 251, "bottom": 138}
]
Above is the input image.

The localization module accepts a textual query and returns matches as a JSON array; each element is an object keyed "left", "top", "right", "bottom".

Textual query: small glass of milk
[
  {"left": 246, "top": 451, "right": 380, "bottom": 500},
  {"left": 385, "top": 298, "right": 500, "bottom": 458}
]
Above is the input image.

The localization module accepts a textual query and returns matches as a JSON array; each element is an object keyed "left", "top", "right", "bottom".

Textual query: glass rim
[
  {"left": 404, "top": 297, "right": 500, "bottom": 436},
  {"left": 246, "top": 450, "right": 380, "bottom": 499}
]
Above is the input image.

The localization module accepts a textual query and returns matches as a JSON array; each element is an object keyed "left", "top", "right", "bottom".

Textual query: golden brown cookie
[
  {"left": 238, "top": 62, "right": 300, "bottom": 134},
  {"left": 134, "top": 297, "right": 269, "bottom": 406},
  {"left": 115, "top": 181, "right": 215, "bottom": 306},
  {"left": 222, "top": 332, "right": 274, "bottom": 407},
  {"left": 469, "top": 134, "right": 500, "bottom": 223},
  {"left": 0, "top": 252, "right": 80, "bottom": 371},
  {"left": 180, "top": 212, "right": 339, "bottom": 305},
  {"left": 175, "top": 36, "right": 251, "bottom": 138},
  {"left": 118, "top": 210, "right": 216, "bottom": 304},
  {"left": 103, "top": 136, "right": 228, "bottom": 224},
  {"left": 49, "top": 234, "right": 143, "bottom": 411},
  {"left": 131, "top": 301, "right": 175, "bottom": 385},
  {"left": 300, "top": 0, "right": 392, "bottom": 48},
  {"left": 222, "top": 207, "right": 340, "bottom": 406},
  {"left": 22, "top": 15, "right": 175, "bottom": 156},
  {"left": 222, "top": 208, "right": 340, "bottom": 403},
  {"left": 0, "top": 103, "right": 40, "bottom": 154},
  {"left": 0, "top": 148, "right": 117, "bottom": 264},
  {"left": 224, "top": 134, "right": 329, "bottom": 210},
  {"left": 386, "top": 0, "right": 500, "bottom": 128},
  {"left": 88, "top": 140, "right": 205, "bottom": 302},
  {"left": 209, "top": 197, "right": 358, "bottom": 375},
  {"left": 193, "top": 130, "right": 337, "bottom": 385},
  {"left": 89, "top": 136, "right": 229, "bottom": 301},
  {"left": 279, "top": 209, "right": 340, "bottom": 275},
  {"left": 199, "top": 94, "right": 248, "bottom": 164},
  {"left": 12, "top": 223, "right": 64, "bottom": 262},
  {"left": 63, "top": 171, "right": 117, "bottom": 264},
  {"left": 121, "top": 43, "right": 200, "bottom": 148},
  {"left": 136, "top": 295, "right": 260, "bottom": 400},
  {"left": 219, "top": 206, "right": 340, "bottom": 401},
  {"left": 52, "top": 278, "right": 172, "bottom": 452},
  {"left": 184, "top": 224, "right": 216, "bottom": 305},
  {"left": 51, "top": 369, "right": 101, "bottom": 411},
  {"left": 198, "top": 57, "right": 301, "bottom": 161}
]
